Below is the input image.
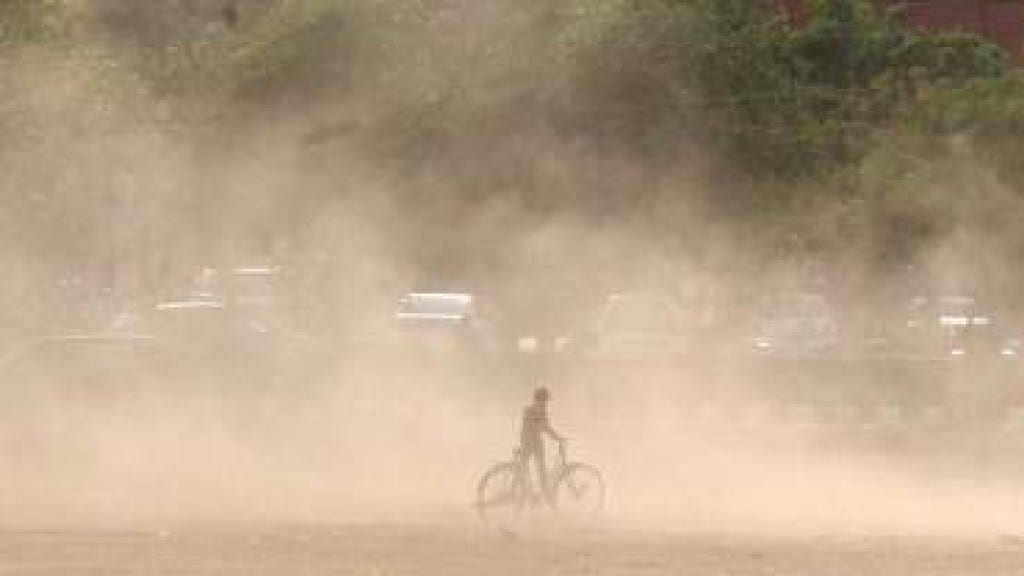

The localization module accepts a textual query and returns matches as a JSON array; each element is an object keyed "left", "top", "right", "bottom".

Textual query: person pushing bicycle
[
  {"left": 519, "top": 386, "right": 565, "bottom": 508},
  {"left": 475, "top": 387, "right": 604, "bottom": 523}
]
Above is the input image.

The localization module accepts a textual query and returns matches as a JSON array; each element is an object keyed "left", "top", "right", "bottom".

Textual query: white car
[
  {"left": 392, "top": 292, "right": 500, "bottom": 356},
  {"left": 395, "top": 292, "right": 475, "bottom": 324}
]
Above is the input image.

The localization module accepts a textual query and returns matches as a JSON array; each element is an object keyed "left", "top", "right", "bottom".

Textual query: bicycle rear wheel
[
  {"left": 554, "top": 463, "right": 605, "bottom": 520},
  {"left": 475, "top": 462, "right": 525, "bottom": 526}
]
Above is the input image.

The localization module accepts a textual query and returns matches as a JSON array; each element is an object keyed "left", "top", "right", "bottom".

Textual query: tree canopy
[{"left": 2, "top": 0, "right": 1023, "bottom": 290}]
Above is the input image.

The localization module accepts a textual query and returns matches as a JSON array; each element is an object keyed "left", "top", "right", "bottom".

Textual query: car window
[{"left": 396, "top": 295, "right": 473, "bottom": 318}]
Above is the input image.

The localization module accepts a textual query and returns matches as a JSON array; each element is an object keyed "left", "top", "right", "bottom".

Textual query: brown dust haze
[{"left": 2, "top": 1, "right": 1024, "bottom": 537}]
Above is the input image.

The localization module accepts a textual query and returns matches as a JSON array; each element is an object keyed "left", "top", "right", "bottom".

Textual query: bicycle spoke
[
  {"left": 565, "top": 479, "right": 589, "bottom": 500},
  {"left": 555, "top": 465, "right": 604, "bottom": 519},
  {"left": 479, "top": 453, "right": 604, "bottom": 524},
  {"left": 476, "top": 463, "right": 526, "bottom": 525}
]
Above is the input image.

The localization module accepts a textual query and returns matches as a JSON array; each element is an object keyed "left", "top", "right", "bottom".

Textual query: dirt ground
[
  {"left": 4, "top": 525, "right": 1024, "bottom": 575},
  {"left": 8, "top": 365, "right": 1024, "bottom": 574}
]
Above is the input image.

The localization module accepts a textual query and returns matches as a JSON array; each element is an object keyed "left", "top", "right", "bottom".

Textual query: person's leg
[
  {"left": 533, "top": 443, "right": 554, "bottom": 508},
  {"left": 518, "top": 447, "right": 533, "bottom": 497}
]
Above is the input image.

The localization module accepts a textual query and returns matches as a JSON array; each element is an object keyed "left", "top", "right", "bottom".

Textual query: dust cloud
[{"left": 2, "top": 0, "right": 1024, "bottom": 542}]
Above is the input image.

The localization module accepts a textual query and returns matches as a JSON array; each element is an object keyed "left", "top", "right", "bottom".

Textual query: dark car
[{"left": 150, "top": 263, "right": 315, "bottom": 339}]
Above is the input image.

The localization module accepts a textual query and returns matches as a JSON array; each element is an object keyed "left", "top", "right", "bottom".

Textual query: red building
[{"left": 776, "top": 1, "right": 1024, "bottom": 58}]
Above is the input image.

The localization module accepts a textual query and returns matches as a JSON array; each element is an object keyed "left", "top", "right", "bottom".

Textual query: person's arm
[{"left": 542, "top": 412, "right": 565, "bottom": 443}]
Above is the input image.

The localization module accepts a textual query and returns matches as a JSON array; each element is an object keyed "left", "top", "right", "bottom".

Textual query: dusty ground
[
  {"left": 4, "top": 525, "right": 1024, "bottom": 575},
  {"left": 7, "top": 364, "right": 1024, "bottom": 574}
]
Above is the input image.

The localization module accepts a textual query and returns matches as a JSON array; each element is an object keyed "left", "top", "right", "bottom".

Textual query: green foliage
[
  {"left": 574, "top": 0, "right": 1011, "bottom": 183},
  {"left": 9, "top": 0, "right": 999, "bottom": 189},
  {"left": 0, "top": 0, "right": 71, "bottom": 47},
  {"left": 2, "top": 0, "right": 1023, "bottom": 275},
  {"left": 223, "top": 1, "right": 390, "bottom": 97}
]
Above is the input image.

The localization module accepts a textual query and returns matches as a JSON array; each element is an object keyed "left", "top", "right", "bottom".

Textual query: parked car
[
  {"left": 558, "top": 291, "right": 689, "bottom": 359},
  {"left": 904, "top": 295, "right": 1018, "bottom": 359},
  {"left": 391, "top": 292, "right": 500, "bottom": 357},
  {"left": 749, "top": 291, "right": 840, "bottom": 357},
  {"left": 151, "top": 264, "right": 308, "bottom": 338}
]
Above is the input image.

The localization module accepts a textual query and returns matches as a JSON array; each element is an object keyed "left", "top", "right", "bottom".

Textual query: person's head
[{"left": 533, "top": 387, "right": 550, "bottom": 404}]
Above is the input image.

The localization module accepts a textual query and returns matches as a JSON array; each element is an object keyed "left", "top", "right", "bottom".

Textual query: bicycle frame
[
  {"left": 477, "top": 440, "right": 604, "bottom": 522},
  {"left": 513, "top": 441, "right": 569, "bottom": 494}
]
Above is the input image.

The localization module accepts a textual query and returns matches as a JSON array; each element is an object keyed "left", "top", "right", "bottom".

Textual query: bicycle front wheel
[
  {"left": 554, "top": 463, "right": 605, "bottom": 520},
  {"left": 475, "top": 462, "right": 525, "bottom": 526}
]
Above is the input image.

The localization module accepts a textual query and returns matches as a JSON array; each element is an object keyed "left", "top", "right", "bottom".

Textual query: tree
[{"left": 0, "top": 0, "right": 70, "bottom": 47}]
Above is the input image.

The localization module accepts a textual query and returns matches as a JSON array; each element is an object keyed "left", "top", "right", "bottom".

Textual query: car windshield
[
  {"left": 227, "top": 268, "right": 284, "bottom": 309},
  {"left": 396, "top": 294, "right": 473, "bottom": 318},
  {"left": 916, "top": 296, "right": 993, "bottom": 327}
]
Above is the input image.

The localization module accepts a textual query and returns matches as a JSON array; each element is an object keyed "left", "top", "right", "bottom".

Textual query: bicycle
[{"left": 475, "top": 441, "right": 605, "bottom": 525}]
